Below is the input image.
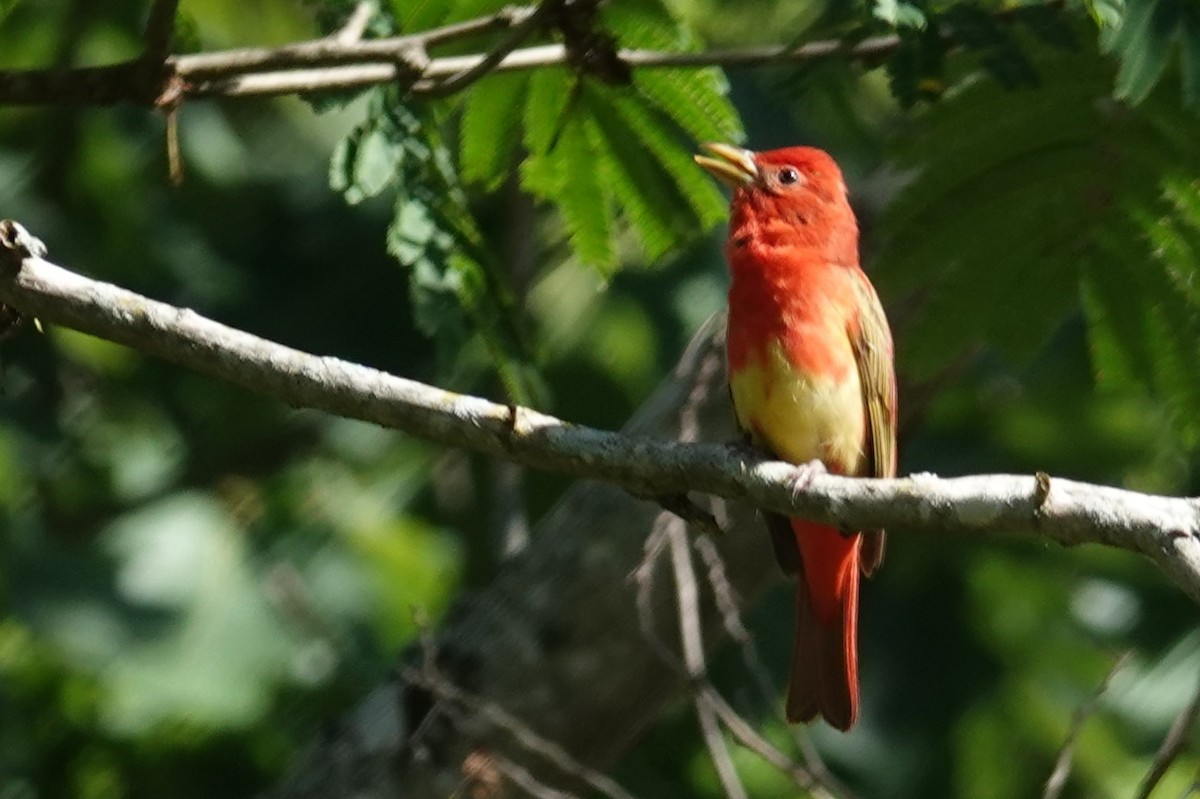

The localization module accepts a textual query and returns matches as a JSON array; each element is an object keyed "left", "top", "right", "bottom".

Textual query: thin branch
[
  {"left": 409, "top": 660, "right": 640, "bottom": 799},
  {"left": 693, "top": 535, "right": 845, "bottom": 791},
  {"left": 2, "top": 221, "right": 1200, "bottom": 604},
  {"left": 332, "top": 1, "right": 375, "bottom": 45},
  {"left": 665, "top": 518, "right": 748, "bottom": 799},
  {"left": 186, "top": 37, "right": 906, "bottom": 99},
  {"left": 492, "top": 755, "right": 581, "bottom": 799},
  {"left": 1135, "top": 674, "right": 1200, "bottom": 799},
  {"left": 161, "top": 5, "right": 535, "bottom": 78},
  {"left": 698, "top": 686, "right": 846, "bottom": 799},
  {"left": 0, "top": 25, "right": 904, "bottom": 105},
  {"left": 1043, "top": 651, "right": 1132, "bottom": 799},
  {"left": 633, "top": 515, "right": 846, "bottom": 799},
  {"left": 419, "top": 0, "right": 552, "bottom": 97}
]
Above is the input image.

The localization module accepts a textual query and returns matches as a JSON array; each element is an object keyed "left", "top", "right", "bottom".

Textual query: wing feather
[{"left": 849, "top": 271, "right": 897, "bottom": 577}]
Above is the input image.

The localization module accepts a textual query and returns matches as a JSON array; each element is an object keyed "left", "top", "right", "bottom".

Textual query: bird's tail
[{"left": 785, "top": 520, "right": 861, "bottom": 731}]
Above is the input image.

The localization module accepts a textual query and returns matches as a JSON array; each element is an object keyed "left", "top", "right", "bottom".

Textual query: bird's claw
[{"left": 788, "top": 459, "right": 827, "bottom": 498}]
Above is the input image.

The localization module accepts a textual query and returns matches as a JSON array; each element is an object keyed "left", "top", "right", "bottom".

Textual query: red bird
[{"left": 694, "top": 143, "right": 897, "bottom": 730}]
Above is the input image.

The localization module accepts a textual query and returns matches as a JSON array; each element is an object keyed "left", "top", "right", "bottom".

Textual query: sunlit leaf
[
  {"left": 459, "top": 73, "right": 526, "bottom": 189},
  {"left": 553, "top": 115, "right": 617, "bottom": 269}
]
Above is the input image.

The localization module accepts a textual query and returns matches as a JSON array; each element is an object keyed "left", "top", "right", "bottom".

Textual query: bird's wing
[{"left": 849, "top": 270, "right": 897, "bottom": 577}]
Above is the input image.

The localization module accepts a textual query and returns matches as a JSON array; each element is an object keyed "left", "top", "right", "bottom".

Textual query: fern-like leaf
[{"left": 460, "top": 74, "right": 527, "bottom": 189}]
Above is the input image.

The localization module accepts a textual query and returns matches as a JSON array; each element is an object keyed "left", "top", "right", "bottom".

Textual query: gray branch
[{"left": 1, "top": 220, "right": 1198, "bottom": 604}]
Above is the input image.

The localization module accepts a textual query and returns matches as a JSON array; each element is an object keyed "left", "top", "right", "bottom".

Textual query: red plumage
[{"left": 696, "top": 143, "right": 897, "bottom": 730}]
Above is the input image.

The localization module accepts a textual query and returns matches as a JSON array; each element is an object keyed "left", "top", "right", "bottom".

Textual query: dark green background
[{"left": 1, "top": 0, "right": 1199, "bottom": 797}]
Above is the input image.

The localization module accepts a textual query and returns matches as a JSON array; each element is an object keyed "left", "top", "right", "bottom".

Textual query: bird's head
[{"left": 694, "top": 143, "right": 857, "bottom": 260}]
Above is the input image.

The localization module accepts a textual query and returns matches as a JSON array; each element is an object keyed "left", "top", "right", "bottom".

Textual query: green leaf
[
  {"left": 393, "top": 0, "right": 507, "bottom": 29},
  {"left": 329, "top": 91, "right": 410, "bottom": 204},
  {"left": 1086, "top": 0, "right": 1124, "bottom": 30},
  {"left": 99, "top": 494, "right": 296, "bottom": 733},
  {"left": 520, "top": 65, "right": 736, "bottom": 266},
  {"left": 523, "top": 68, "right": 575, "bottom": 157},
  {"left": 352, "top": 127, "right": 405, "bottom": 204},
  {"left": 386, "top": 196, "right": 454, "bottom": 268},
  {"left": 1010, "top": 3, "right": 1079, "bottom": 51},
  {"left": 1086, "top": 183, "right": 1200, "bottom": 445},
  {"left": 875, "top": 0, "right": 928, "bottom": 29},
  {"left": 553, "top": 116, "right": 617, "bottom": 269},
  {"left": 885, "top": 26, "right": 948, "bottom": 107},
  {"left": 1094, "top": 173, "right": 1200, "bottom": 443},
  {"left": 585, "top": 86, "right": 688, "bottom": 262},
  {"left": 602, "top": 0, "right": 743, "bottom": 145},
  {"left": 1103, "top": 0, "right": 1200, "bottom": 107},
  {"left": 880, "top": 44, "right": 1200, "bottom": 381},
  {"left": 632, "top": 68, "right": 743, "bottom": 146},
  {"left": 601, "top": 0, "right": 687, "bottom": 50},
  {"left": 329, "top": 88, "right": 540, "bottom": 403},
  {"left": 886, "top": 41, "right": 1200, "bottom": 444},
  {"left": 941, "top": 5, "right": 1039, "bottom": 89},
  {"left": 506, "top": 0, "right": 744, "bottom": 272},
  {"left": 608, "top": 91, "right": 727, "bottom": 231},
  {"left": 459, "top": 74, "right": 527, "bottom": 189},
  {"left": 1110, "top": 0, "right": 1175, "bottom": 103}
]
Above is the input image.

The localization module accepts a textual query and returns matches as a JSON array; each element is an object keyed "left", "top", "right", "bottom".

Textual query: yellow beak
[{"left": 694, "top": 142, "right": 758, "bottom": 189}]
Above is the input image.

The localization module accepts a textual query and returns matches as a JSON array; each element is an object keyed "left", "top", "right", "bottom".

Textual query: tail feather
[{"left": 785, "top": 520, "right": 861, "bottom": 730}]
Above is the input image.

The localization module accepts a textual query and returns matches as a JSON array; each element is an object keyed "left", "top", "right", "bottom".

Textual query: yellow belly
[{"left": 730, "top": 339, "right": 865, "bottom": 473}]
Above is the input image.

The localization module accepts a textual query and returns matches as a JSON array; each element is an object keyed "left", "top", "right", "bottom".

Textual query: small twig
[
  {"left": 165, "top": 105, "right": 183, "bottom": 184},
  {"left": 692, "top": 536, "right": 844, "bottom": 790},
  {"left": 420, "top": 0, "right": 552, "bottom": 97},
  {"left": 692, "top": 536, "right": 752, "bottom": 647},
  {"left": 333, "top": 1, "right": 375, "bottom": 45},
  {"left": 654, "top": 492, "right": 724, "bottom": 537},
  {"left": 698, "top": 686, "right": 849, "bottom": 799},
  {"left": 409, "top": 658, "right": 640, "bottom": 799},
  {"left": 491, "top": 459, "right": 530, "bottom": 558},
  {"left": 1043, "top": 651, "right": 1133, "bottom": 799},
  {"left": 633, "top": 519, "right": 685, "bottom": 666},
  {"left": 492, "top": 754, "right": 581, "bottom": 799},
  {"left": 665, "top": 517, "right": 749, "bottom": 799},
  {"left": 1135, "top": 674, "right": 1200, "bottom": 799},
  {"left": 176, "top": 6, "right": 535, "bottom": 78},
  {"left": 697, "top": 699, "right": 747, "bottom": 799},
  {"left": 634, "top": 516, "right": 847, "bottom": 799}
]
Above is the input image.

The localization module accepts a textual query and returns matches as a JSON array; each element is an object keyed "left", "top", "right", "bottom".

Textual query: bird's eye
[{"left": 778, "top": 167, "right": 801, "bottom": 185}]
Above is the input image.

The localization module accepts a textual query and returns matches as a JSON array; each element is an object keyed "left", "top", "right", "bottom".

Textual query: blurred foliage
[{"left": 1, "top": 0, "right": 1200, "bottom": 798}]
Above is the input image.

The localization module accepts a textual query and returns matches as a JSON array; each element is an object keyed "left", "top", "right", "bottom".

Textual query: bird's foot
[{"left": 788, "top": 459, "right": 827, "bottom": 499}]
